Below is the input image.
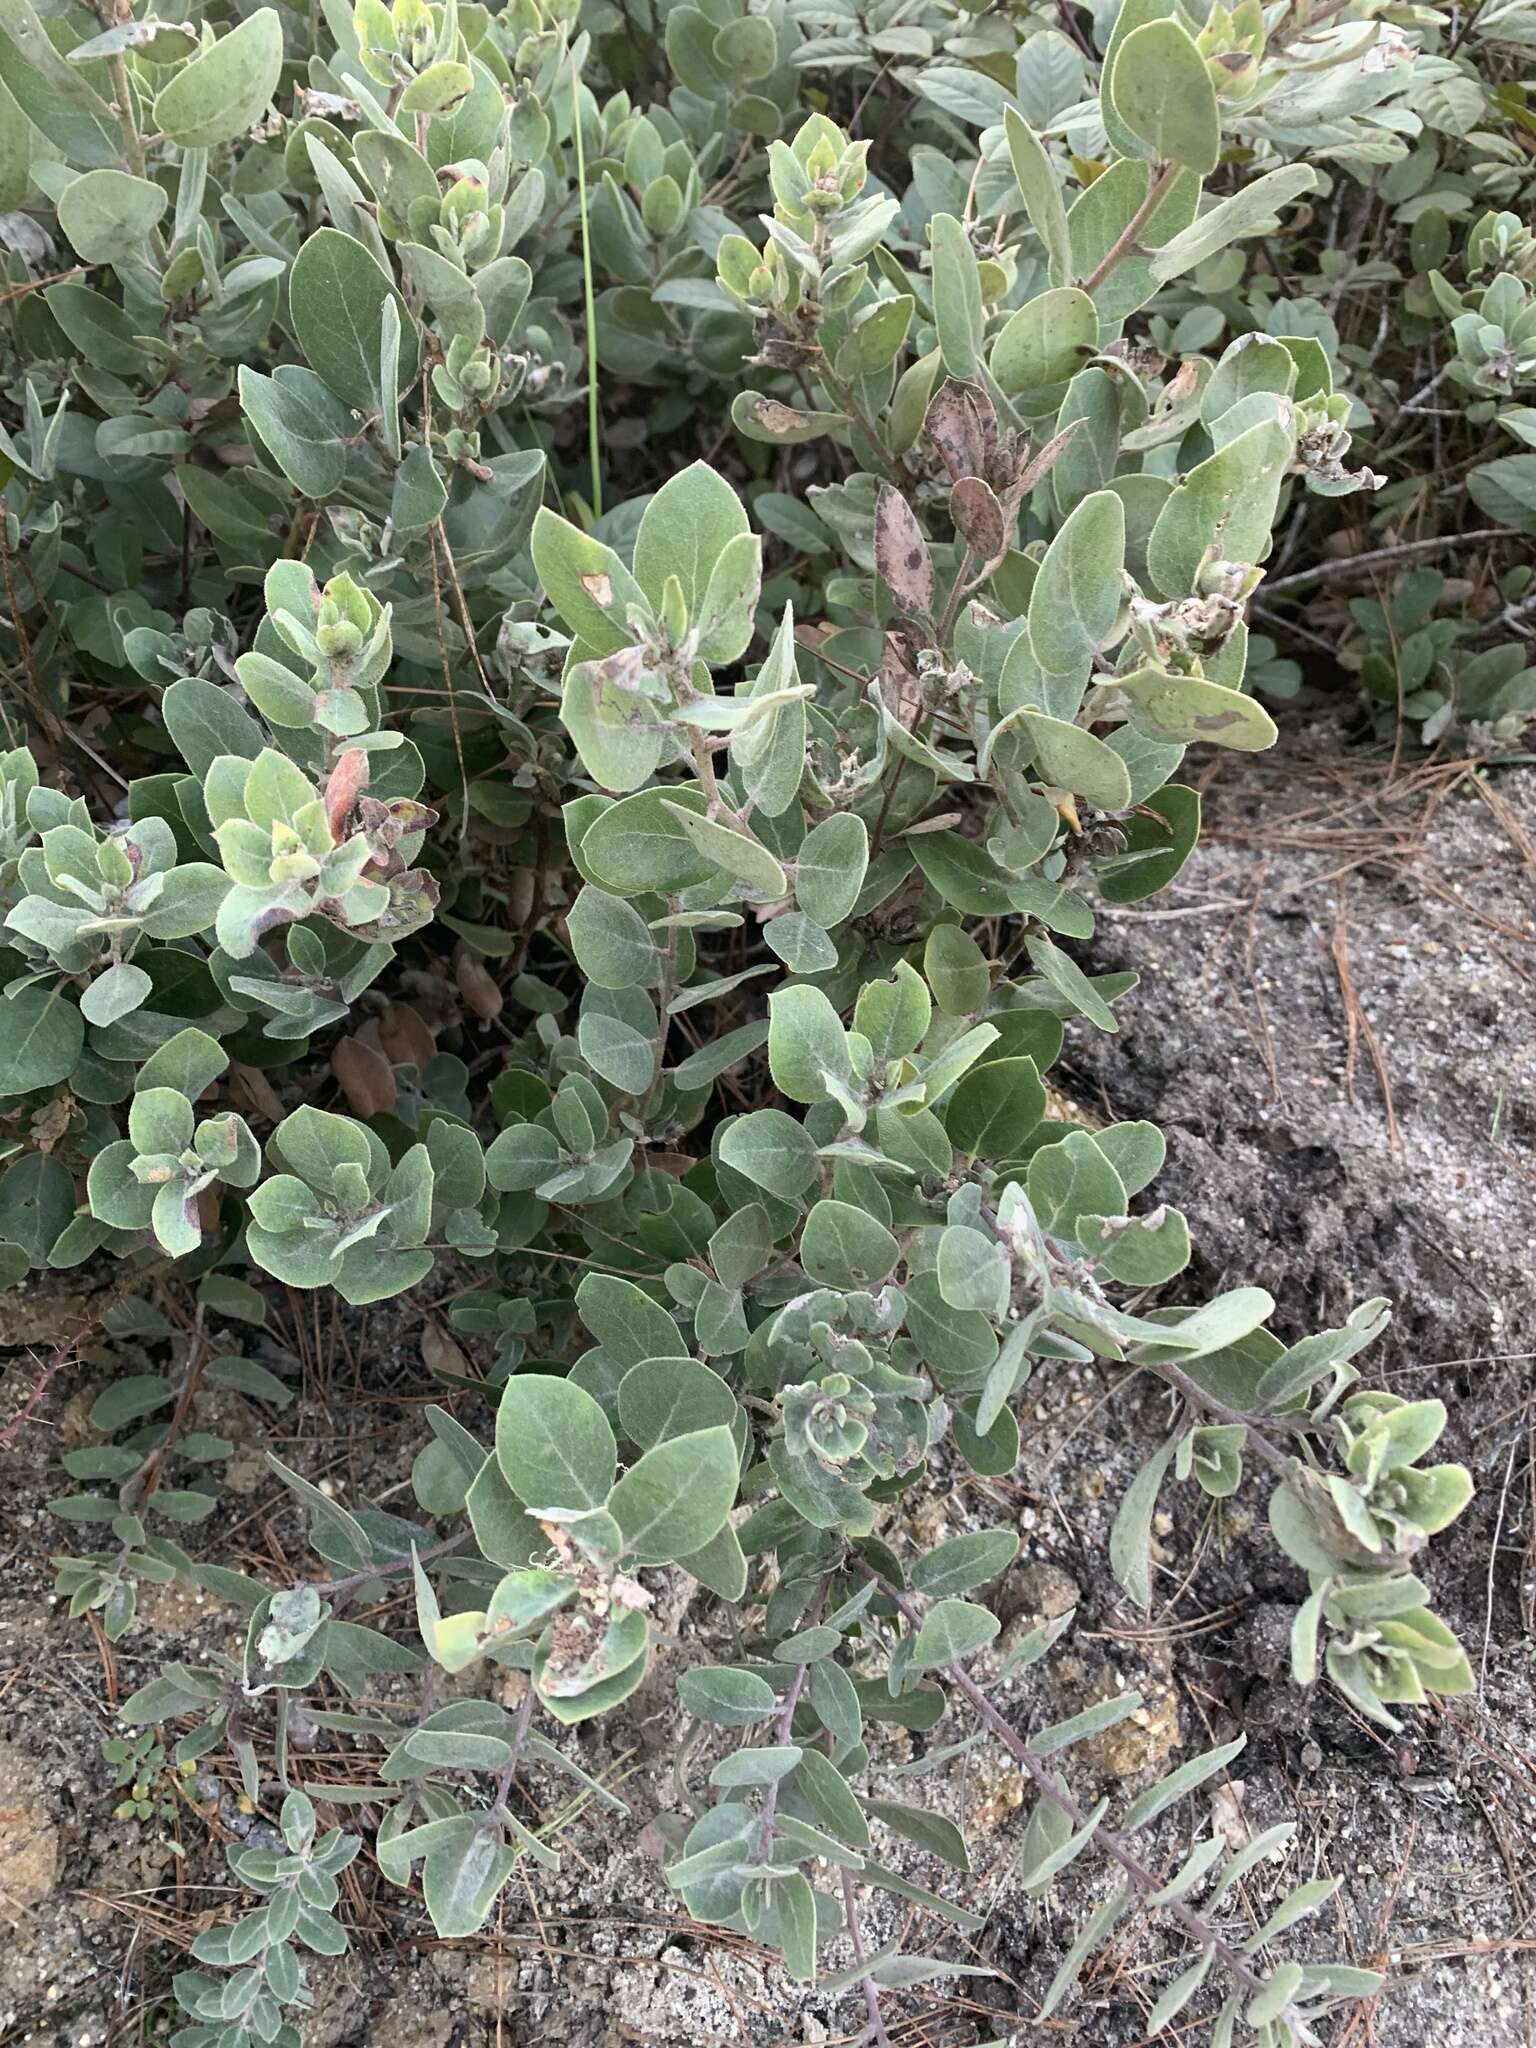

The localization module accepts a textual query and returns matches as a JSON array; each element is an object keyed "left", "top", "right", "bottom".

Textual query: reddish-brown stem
[
  {"left": 310, "top": 1528, "right": 471, "bottom": 1599},
  {"left": 1078, "top": 161, "right": 1180, "bottom": 296},
  {"left": 854, "top": 1560, "right": 1275, "bottom": 2009},
  {"left": 839, "top": 1864, "right": 892, "bottom": 2046}
]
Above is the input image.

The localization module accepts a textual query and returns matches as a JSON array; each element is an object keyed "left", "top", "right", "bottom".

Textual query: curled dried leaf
[
  {"left": 733, "top": 391, "right": 851, "bottom": 444},
  {"left": 1014, "top": 418, "right": 1088, "bottom": 501},
  {"left": 455, "top": 944, "right": 504, "bottom": 1023},
  {"left": 322, "top": 747, "right": 370, "bottom": 841}
]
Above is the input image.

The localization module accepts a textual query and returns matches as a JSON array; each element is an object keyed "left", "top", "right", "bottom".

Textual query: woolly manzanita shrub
[{"left": 0, "top": 0, "right": 1483, "bottom": 2041}]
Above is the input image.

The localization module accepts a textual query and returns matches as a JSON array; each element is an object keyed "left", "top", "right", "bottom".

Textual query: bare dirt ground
[{"left": 0, "top": 708, "right": 1532, "bottom": 2048}]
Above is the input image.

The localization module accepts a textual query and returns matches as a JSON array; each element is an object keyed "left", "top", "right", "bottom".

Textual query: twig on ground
[
  {"left": 1329, "top": 886, "right": 1403, "bottom": 1159},
  {"left": 1262, "top": 528, "right": 1516, "bottom": 596}
]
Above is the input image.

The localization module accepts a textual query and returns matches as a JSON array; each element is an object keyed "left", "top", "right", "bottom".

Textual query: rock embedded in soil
[
  {"left": 998, "top": 1560, "right": 1082, "bottom": 1638},
  {"left": 0, "top": 1740, "right": 59, "bottom": 1916}
]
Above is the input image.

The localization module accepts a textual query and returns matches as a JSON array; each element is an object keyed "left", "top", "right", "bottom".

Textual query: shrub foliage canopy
[{"left": 0, "top": 0, "right": 1499, "bottom": 2038}]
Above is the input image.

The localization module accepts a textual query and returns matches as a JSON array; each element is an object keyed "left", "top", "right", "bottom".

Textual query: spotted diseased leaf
[
  {"left": 537, "top": 1605, "right": 648, "bottom": 1700},
  {"left": 924, "top": 378, "right": 993, "bottom": 484},
  {"left": 950, "top": 476, "right": 1007, "bottom": 563},
  {"left": 1118, "top": 669, "right": 1279, "bottom": 753},
  {"left": 875, "top": 483, "right": 933, "bottom": 618}
]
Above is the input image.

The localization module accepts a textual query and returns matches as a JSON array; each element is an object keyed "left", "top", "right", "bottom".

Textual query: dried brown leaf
[
  {"left": 330, "top": 1035, "right": 397, "bottom": 1118},
  {"left": 228, "top": 1062, "right": 285, "bottom": 1125},
  {"left": 1014, "top": 417, "right": 1088, "bottom": 500},
  {"left": 421, "top": 1320, "right": 474, "bottom": 1382},
  {"left": 376, "top": 1000, "right": 436, "bottom": 1071},
  {"left": 455, "top": 945, "right": 504, "bottom": 1024}
]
